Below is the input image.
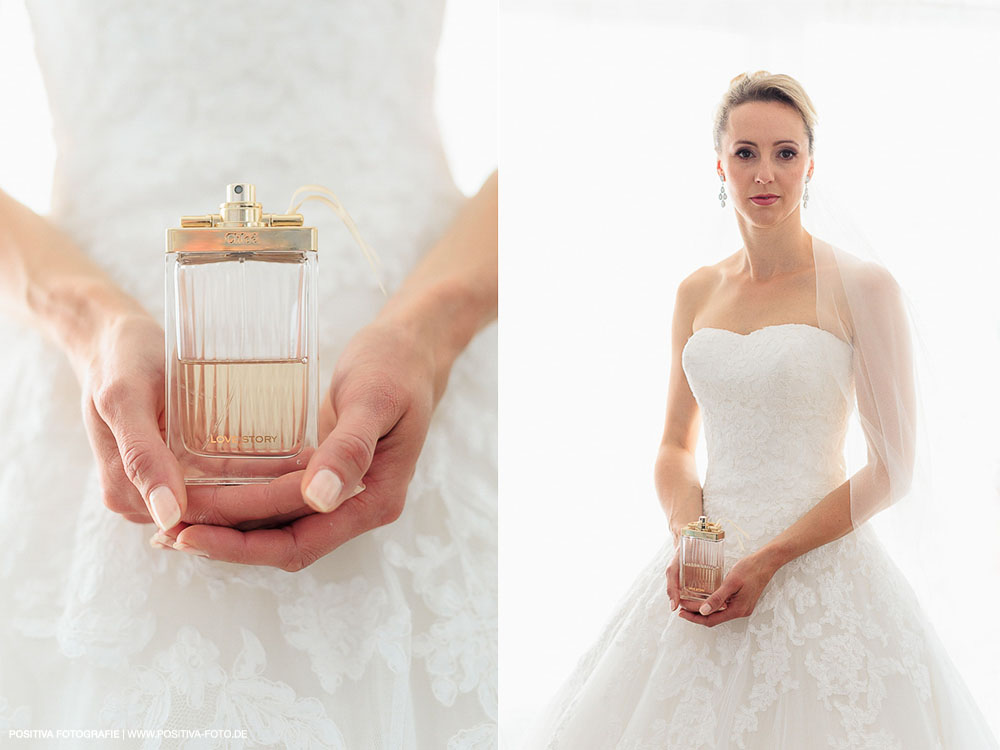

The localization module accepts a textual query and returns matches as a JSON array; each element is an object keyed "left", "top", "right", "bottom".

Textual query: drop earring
[
  {"left": 803, "top": 176, "right": 810, "bottom": 208},
  {"left": 718, "top": 174, "right": 727, "bottom": 208}
]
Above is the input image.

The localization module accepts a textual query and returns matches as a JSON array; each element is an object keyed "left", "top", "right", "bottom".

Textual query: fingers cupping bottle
[{"left": 165, "top": 183, "right": 319, "bottom": 484}]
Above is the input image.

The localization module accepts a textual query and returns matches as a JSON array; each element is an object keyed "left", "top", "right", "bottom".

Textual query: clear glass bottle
[
  {"left": 165, "top": 183, "right": 318, "bottom": 484},
  {"left": 680, "top": 515, "right": 726, "bottom": 601}
]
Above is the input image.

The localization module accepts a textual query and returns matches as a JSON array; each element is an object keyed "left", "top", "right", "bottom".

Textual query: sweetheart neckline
[{"left": 687, "top": 323, "right": 853, "bottom": 351}]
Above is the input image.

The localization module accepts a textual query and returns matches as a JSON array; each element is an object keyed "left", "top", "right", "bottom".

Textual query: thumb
[
  {"left": 698, "top": 581, "right": 733, "bottom": 616},
  {"left": 302, "top": 398, "right": 388, "bottom": 514},
  {"left": 99, "top": 388, "right": 188, "bottom": 531}
]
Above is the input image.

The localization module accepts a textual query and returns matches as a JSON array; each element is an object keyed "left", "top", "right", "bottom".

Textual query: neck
[{"left": 734, "top": 208, "right": 813, "bottom": 281}]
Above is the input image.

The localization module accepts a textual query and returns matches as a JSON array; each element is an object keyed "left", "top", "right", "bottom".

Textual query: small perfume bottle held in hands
[
  {"left": 680, "top": 515, "right": 726, "bottom": 601},
  {"left": 165, "top": 183, "right": 319, "bottom": 485}
]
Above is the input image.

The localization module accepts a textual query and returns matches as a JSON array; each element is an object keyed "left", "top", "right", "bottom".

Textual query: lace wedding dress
[
  {"left": 524, "top": 324, "right": 996, "bottom": 749},
  {"left": 0, "top": 1, "right": 496, "bottom": 748}
]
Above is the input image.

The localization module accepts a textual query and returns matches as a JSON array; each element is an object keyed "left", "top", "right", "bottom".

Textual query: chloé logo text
[
  {"left": 224, "top": 232, "right": 259, "bottom": 245},
  {"left": 209, "top": 435, "right": 278, "bottom": 444}
]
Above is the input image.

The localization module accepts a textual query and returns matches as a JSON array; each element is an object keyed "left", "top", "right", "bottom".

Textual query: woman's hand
[
  {"left": 77, "top": 308, "right": 320, "bottom": 538},
  {"left": 168, "top": 319, "right": 443, "bottom": 570},
  {"left": 76, "top": 310, "right": 189, "bottom": 531},
  {"left": 676, "top": 550, "right": 780, "bottom": 627}
]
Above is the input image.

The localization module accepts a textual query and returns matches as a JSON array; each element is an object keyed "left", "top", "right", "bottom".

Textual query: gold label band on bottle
[
  {"left": 682, "top": 529, "right": 726, "bottom": 541},
  {"left": 167, "top": 227, "right": 317, "bottom": 253}
]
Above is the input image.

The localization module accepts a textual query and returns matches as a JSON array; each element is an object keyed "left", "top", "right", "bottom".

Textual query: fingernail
[
  {"left": 149, "top": 532, "right": 173, "bottom": 551},
  {"left": 699, "top": 603, "right": 713, "bottom": 615},
  {"left": 173, "top": 541, "right": 209, "bottom": 558},
  {"left": 148, "top": 486, "right": 180, "bottom": 531},
  {"left": 349, "top": 482, "right": 366, "bottom": 498},
  {"left": 304, "top": 469, "right": 345, "bottom": 512},
  {"left": 149, "top": 530, "right": 175, "bottom": 549}
]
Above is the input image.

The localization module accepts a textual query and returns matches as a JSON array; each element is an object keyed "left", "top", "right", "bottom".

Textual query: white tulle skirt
[{"left": 523, "top": 527, "right": 998, "bottom": 749}]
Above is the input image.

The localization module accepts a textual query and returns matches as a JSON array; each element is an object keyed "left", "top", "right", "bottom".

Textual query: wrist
[
  {"left": 669, "top": 522, "right": 688, "bottom": 544},
  {"left": 753, "top": 539, "right": 793, "bottom": 576},
  {"left": 377, "top": 276, "right": 491, "bottom": 374},
  {"left": 47, "top": 278, "right": 149, "bottom": 374},
  {"left": 667, "top": 509, "right": 703, "bottom": 546}
]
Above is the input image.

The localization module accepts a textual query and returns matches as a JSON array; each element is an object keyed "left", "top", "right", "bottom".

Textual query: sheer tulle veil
[{"left": 801, "top": 179, "right": 938, "bottom": 603}]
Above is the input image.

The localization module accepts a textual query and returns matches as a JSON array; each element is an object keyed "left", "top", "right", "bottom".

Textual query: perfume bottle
[
  {"left": 680, "top": 515, "right": 726, "bottom": 601},
  {"left": 165, "top": 183, "right": 319, "bottom": 484}
]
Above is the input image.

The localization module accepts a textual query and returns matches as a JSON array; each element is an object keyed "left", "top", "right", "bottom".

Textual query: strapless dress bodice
[{"left": 682, "top": 323, "right": 855, "bottom": 547}]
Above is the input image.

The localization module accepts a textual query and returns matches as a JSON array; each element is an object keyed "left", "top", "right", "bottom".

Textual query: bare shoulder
[
  {"left": 675, "top": 263, "right": 722, "bottom": 313},
  {"left": 670, "top": 264, "right": 721, "bottom": 344}
]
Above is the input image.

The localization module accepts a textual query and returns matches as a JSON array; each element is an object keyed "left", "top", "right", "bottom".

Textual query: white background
[{"left": 500, "top": 1, "right": 1000, "bottom": 747}]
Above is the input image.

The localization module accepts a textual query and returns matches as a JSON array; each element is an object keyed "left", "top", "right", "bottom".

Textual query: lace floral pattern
[
  {"left": 528, "top": 326, "right": 996, "bottom": 749},
  {"left": 101, "top": 627, "right": 345, "bottom": 749},
  {"left": 387, "top": 537, "right": 499, "bottom": 722},
  {"left": 278, "top": 575, "right": 411, "bottom": 694}
]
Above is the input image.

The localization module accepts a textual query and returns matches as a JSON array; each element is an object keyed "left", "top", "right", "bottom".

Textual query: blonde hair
[{"left": 713, "top": 71, "right": 817, "bottom": 156}]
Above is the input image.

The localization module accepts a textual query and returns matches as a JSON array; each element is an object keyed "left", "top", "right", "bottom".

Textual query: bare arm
[
  {"left": 655, "top": 270, "right": 706, "bottom": 542},
  {"left": 757, "top": 463, "right": 894, "bottom": 575},
  {"left": 754, "top": 480, "right": 854, "bottom": 574},
  {"left": 0, "top": 187, "right": 147, "bottom": 374},
  {"left": 0, "top": 186, "right": 190, "bottom": 529},
  {"left": 374, "top": 169, "right": 498, "bottom": 393}
]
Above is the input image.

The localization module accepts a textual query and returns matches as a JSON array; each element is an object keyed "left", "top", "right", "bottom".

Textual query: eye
[
  {"left": 735, "top": 148, "right": 754, "bottom": 159},
  {"left": 778, "top": 148, "right": 797, "bottom": 159}
]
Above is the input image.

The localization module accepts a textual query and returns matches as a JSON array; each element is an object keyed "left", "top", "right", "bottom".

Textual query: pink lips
[{"left": 750, "top": 195, "right": 778, "bottom": 205}]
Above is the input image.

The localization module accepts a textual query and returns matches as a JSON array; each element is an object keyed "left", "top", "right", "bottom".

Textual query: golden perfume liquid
[
  {"left": 165, "top": 183, "right": 319, "bottom": 484},
  {"left": 178, "top": 358, "right": 308, "bottom": 457},
  {"left": 680, "top": 561, "right": 723, "bottom": 598}
]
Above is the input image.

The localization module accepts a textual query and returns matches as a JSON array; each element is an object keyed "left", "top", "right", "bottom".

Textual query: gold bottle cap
[
  {"left": 682, "top": 515, "right": 725, "bottom": 541},
  {"left": 169, "top": 183, "right": 316, "bottom": 254},
  {"left": 178, "top": 183, "right": 305, "bottom": 228}
]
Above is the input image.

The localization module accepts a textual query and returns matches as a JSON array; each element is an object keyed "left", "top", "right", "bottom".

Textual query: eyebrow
[{"left": 734, "top": 140, "right": 800, "bottom": 147}]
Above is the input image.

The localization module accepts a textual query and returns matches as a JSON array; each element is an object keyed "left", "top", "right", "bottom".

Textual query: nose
[{"left": 755, "top": 161, "right": 774, "bottom": 185}]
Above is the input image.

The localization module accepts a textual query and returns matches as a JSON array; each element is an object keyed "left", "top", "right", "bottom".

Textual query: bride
[{"left": 523, "top": 71, "right": 998, "bottom": 749}]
